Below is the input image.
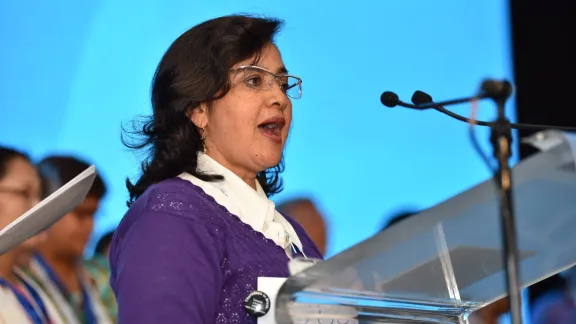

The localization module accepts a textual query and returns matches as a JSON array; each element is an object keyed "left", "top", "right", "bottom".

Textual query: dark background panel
[{"left": 510, "top": 0, "right": 575, "bottom": 306}]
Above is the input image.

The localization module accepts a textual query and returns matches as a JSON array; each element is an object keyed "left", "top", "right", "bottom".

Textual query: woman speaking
[{"left": 110, "top": 14, "right": 322, "bottom": 323}]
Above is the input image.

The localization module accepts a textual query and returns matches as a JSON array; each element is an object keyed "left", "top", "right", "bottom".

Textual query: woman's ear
[{"left": 187, "top": 103, "right": 209, "bottom": 128}]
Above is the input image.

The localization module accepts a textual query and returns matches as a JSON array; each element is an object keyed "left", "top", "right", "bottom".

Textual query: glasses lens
[
  {"left": 284, "top": 77, "right": 302, "bottom": 99},
  {"left": 241, "top": 67, "right": 270, "bottom": 90},
  {"left": 238, "top": 66, "right": 302, "bottom": 99}
]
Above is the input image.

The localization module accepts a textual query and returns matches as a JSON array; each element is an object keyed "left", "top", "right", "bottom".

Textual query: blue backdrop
[{"left": 0, "top": 0, "right": 515, "bottom": 257}]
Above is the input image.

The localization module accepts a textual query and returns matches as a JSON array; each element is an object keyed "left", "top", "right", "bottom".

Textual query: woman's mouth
[{"left": 258, "top": 117, "right": 286, "bottom": 143}]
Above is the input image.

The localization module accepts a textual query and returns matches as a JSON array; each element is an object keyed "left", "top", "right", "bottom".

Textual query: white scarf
[{"left": 178, "top": 153, "right": 304, "bottom": 257}]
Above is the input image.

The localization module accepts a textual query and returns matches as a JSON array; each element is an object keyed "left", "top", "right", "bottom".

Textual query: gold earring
[{"left": 199, "top": 128, "right": 207, "bottom": 153}]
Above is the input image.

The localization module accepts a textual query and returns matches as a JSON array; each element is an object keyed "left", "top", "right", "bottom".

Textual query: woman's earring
[{"left": 199, "top": 128, "right": 207, "bottom": 153}]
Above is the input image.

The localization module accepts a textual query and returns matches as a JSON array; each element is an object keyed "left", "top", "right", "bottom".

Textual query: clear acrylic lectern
[{"left": 275, "top": 130, "right": 576, "bottom": 324}]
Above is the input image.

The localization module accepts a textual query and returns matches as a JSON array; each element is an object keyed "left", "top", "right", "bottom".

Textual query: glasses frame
[
  {"left": 230, "top": 65, "right": 303, "bottom": 99},
  {"left": 0, "top": 186, "right": 35, "bottom": 200}
]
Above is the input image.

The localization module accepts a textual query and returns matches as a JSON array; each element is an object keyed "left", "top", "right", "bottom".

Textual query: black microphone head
[
  {"left": 411, "top": 90, "right": 433, "bottom": 105},
  {"left": 481, "top": 79, "right": 513, "bottom": 100},
  {"left": 381, "top": 91, "right": 399, "bottom": 107}
]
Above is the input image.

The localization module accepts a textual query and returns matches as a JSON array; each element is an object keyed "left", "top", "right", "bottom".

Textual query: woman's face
[
  {"left": 43, "top": 195, "right": 98, "bottom": 260},
  {"left": 0, "top": 157, "right": 44, "bottom": 262},
  {"left": 0, "top": 157, "right": 41, "bottom": 229},
  {"left": 192, "top": 43, "right": 293, "bottom": 179}
]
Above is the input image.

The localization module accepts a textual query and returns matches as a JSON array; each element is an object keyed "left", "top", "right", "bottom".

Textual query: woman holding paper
[
  {"left": 0, "top": 146, "right": 51, "bottom": 324},
  {"left": 111, "top": 14, "right": 323, "bottom": 323},
  {"left": 27, "top": 155, "right": 113, "bottom": 324}
]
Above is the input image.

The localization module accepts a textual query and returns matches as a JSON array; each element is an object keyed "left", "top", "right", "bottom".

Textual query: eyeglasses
[
  {"left": 230, "top": 65, "right": 302, "bottom": 99},
  {"left": 0, "top": 186, "right": 37, "bottom": 201}
]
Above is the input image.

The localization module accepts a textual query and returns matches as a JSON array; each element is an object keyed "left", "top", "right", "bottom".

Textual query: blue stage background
[{"left": 0, "top": 0, "right": 515, "bottom": 256}]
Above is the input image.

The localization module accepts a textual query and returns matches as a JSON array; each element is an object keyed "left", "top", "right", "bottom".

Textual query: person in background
[
  {"left": 277, "top": 198, "right": 328, "bottom": 256},
  {"left": 0, "top": 146, "right": 51, "bottom": 323},
  {"left": 531, "top": 267, "right": 576, "bottom": 323},
  {"left": 93, "top": 232, "right": 114, "bottom": 258},
  {"left": 111, "top": 14, "right": 321, "bottom": 323},
  {"left": 467, "top": 300, "right": 510, "bottom": 324},
  {"left": 529, "top": 273, "right": 567, "bottom": 313},
  {"left": 26, "top": 156, "right": 113, "bottom": 323},
  {"left": 381, "top": 208, "right": 509, "bottom": 324},
  {"left": 84, "top": 231, "right": 117, "bottom": 323}
]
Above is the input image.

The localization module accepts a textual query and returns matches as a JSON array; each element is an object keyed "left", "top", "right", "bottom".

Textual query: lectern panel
[{"left": 275, "top": 131, "right": 576, "bottom": 324}]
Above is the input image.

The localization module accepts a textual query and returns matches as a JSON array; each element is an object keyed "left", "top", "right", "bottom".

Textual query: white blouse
[
  {"left": 0, "top": 286, "right": 33, "bottom": 324},
  {"left": 178, "top": 153, "right": 304, "bottom": 257},
  {"left": 25, "top": 260, "right": 112, "bottom": 324}
]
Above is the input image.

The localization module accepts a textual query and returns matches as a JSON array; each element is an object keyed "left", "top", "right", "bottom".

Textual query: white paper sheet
[{"left": 0, "top": 165, "right": 97, "bottom": 255}]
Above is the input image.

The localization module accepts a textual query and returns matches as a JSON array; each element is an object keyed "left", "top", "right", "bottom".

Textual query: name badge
[
  {"left": 256, "top": 277, "right": 286, "bottom": 324},
  {"left": 256, "top": 258, "right": 358, "bottom": 324}
]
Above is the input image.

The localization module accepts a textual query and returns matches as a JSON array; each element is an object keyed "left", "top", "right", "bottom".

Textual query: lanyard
[
  {"left": 0, "top": 276, "right": 50, "bottom": 324},
  {"left": 289, "top": 241, "right": 308, "bottom": 259},
  {"left": 34, "top": 255, "right": 96, "bottom": 324}
]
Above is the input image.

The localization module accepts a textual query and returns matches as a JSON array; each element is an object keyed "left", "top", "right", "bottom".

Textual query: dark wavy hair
[
  {"left": 37, "top": 155, "right": 107, "bottom": 200},
  {"left": 94, "top": 230, "right": 115, "bottom": 255},
  {"left": 123, "top": 14, "right": 286, "bottom": 207},
  {"left": 0, "top": 146, "right": 31, "bottom": 181}
]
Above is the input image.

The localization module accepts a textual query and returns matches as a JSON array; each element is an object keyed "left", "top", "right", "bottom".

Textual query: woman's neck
[
  {"left": 38, "top": 249, "right": 82, "bottom": 294},
  {"left": 239, "top": 173, "right": 257, "bottom": 190},
  {"left": 0, "top": 252, "right": 19, "bottom": 285},
  {"left": 202, "top": 152, "right": 258, "bottom": 190}
]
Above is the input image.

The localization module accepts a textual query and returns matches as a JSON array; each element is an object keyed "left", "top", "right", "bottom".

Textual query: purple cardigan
[{"left": 109, "top": 178, "right": 323, "bottom": 324}]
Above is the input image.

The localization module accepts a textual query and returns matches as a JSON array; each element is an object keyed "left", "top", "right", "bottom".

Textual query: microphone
[
  {"left": 411, "top": 91, "right": 493, "bottom": 126},
  {"left": 380, "top": 91, "right": 422, "bottom": 109},
  {"left": 380, "top": 91, "right": 399, "bottom": 107},
  {"left": 381, "top": 79, "right": 511, "bottom": 110},
  {"left": 409, "top": 90, "right": 576, "bottom": 132},
  {"left": 381, "top": 85, "right": 576, "bottom": 132},
  {"left": 410, "top": 90, "right": 432, "bottom": 105},
  {"left": 480, "top": 80, "right": 513, "bottom": 101}
]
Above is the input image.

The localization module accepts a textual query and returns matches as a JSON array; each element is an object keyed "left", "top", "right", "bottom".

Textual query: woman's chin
[{"left": 254, "top": 152, "right": 282, "bottom": 171}]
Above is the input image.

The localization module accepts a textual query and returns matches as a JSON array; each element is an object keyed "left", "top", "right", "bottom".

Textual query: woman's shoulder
[
  {"left": 138, "top": 177, "right": 210, "bottom": 206},
  {"left": 125, "top": 177, "right": 222, "bottom": 221},
  {"left": 110, "top": 177, "right": 231, "bottom": 270},
  {"left": 0, "top": 287, "right": 33, "bottom": 323},
  {"left": 114, "top": 177, "right": 229, "bottom": 248}
]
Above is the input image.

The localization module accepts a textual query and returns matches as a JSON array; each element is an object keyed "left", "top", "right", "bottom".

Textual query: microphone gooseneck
[
  {"left": 405, "top": 89, "right": 576, "bottom": 132},
  {"left": 411, "top": 90, "right": 493, "bottom": 126}
]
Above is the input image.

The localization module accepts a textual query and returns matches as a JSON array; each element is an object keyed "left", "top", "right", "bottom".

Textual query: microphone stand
[
  {"left": 489, "top": 93, "right": 523, "bottom": 324},
  {"left": 386, "top": 82, "right": 576, "bottom": 324},
  {"left": 395, "top": 82, "right": 524, "bottom": 324}
]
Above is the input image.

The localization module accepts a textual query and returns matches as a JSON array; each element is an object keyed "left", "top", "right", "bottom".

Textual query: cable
[{"left": 467, "top": 99, "right": 497, "bottom": 173}]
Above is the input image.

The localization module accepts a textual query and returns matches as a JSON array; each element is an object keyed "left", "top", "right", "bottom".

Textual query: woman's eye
[{"left": 245, "top": 76, "right": 262, "bottom": 87}]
